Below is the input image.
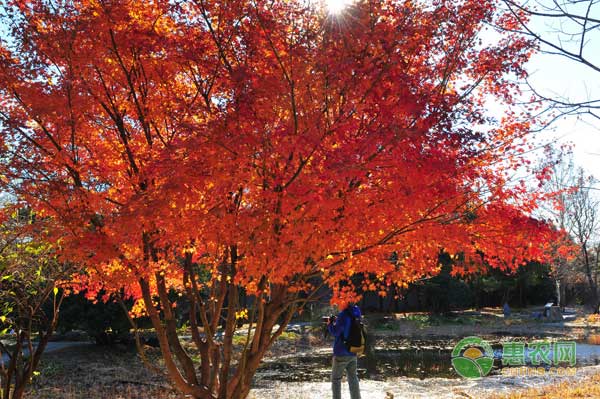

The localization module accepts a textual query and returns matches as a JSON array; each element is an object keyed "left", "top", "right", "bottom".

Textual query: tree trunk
[
  {"left": 582, "top": 244, "right": 599, "bottom": 313},
  {"left": 555, "top": 279, "right": 562, "bottom": 309},
  {"left": 12, "top": 384, "right": 25, "bottom": 399},
  {"left": 137, "top": 267, "right": 301, "bottom": 399}
]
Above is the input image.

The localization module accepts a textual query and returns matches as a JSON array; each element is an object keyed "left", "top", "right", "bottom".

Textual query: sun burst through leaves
[{"left": 325, "top": 0, "right": 353, "bottom": 14}]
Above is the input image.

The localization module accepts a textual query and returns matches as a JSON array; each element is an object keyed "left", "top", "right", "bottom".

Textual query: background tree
[
  {"left": 567, "top": 170, "right": 600, "bottom": 310},
  {"left": 539, "top": 152, "right": 580, "bottom": 307},
  {"left": 0, "top": 209, "right": 68, "bottom": 399},
  {"left": 542, "top": 153, "right": 600, "bottom": 310},
  {"left": 500, "top": 0, "right": 600, "bottom": 121},
  {"left": 0, "top": 1, "right": 560, "bottom": 398},
  {"left": 500, "top": 0, "right": 600, "bottom": 308}
]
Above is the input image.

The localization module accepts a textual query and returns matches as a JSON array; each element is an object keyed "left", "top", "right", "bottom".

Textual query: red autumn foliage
[{"left": 0, "top": 0, "right": 563, "bottom": 397}]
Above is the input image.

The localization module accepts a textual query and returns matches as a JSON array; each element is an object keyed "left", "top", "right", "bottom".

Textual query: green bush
[{"left": 57, "top": 291, "right": 139, "bottom": 344}]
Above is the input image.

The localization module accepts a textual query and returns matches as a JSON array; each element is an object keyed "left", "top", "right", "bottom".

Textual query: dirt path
[{"left": 0, "top": 341, "right": 88, "bottom": 365}]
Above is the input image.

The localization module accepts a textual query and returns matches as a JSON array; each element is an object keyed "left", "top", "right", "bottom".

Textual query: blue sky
[
  {"left": 520, "top": 0, "right": 600, "bottom": 179},
  {"left": 527, "top": 52, "right": 600, "bottom": 178}
]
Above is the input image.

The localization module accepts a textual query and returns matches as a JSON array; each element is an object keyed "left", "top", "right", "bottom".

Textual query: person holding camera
[{"left": 327, "top": 303, "right": 362, "bottom": 399}]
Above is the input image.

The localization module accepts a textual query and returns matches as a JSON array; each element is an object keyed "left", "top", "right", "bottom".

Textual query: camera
[{"left": 322, "top": 315, "right": 337, "bottom": 324}]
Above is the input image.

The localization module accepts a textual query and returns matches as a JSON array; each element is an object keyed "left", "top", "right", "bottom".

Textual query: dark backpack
[{"left": 343, "top": 313, "right": 366, "bottom": 356}]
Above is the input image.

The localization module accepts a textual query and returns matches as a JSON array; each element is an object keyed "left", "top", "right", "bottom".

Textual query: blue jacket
[{"left": 328, "top": 305, "right": 362, "bottom": 356}]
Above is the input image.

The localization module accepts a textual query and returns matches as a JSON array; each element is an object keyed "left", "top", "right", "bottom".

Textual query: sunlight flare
[{"left": 325, "top": 0, "right": 353, "bottom": 14}]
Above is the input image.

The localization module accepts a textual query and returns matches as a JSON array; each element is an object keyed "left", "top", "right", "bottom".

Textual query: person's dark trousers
[{"left": 332, "top": 355, "right": 361, "bottom": 399}]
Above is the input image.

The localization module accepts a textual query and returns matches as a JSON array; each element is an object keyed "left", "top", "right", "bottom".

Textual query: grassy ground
[
  {"left": 369, "top": 306, "right": 600, "bottom": 343},
  {"left": 491, "top": 372, "right": 600, "bottom": 398},
  {"left": 20, "top": 307, "right": 600, "bottom": 398},
  {"left": 29, "top": 351, "right": 600, "bottom": 399},
  {"left": 25, "top": 330, "right": 316, "bottom": 399},
  {"left": 27, "top": 344, "right": 178, "bottom": 399}
]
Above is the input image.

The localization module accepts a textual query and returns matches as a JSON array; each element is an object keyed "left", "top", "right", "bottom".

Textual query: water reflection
[
  {"left": 256, "top": 343, "right": 456, "bottom": 382},
  {"left": 254, "top": 338, "right": 600, "bottom": 384}
]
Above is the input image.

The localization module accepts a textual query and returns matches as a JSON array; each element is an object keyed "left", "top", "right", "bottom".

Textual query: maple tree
[{"left": 0, "top": 0, "right": 562, "bottom": 398}]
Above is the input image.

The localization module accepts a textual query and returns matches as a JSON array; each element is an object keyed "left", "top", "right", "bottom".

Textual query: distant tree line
[{"left": 359, "top": 254, "right": 588, "bottom": 314}]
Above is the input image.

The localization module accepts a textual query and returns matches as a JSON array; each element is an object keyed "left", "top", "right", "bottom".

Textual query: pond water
[{"left": 254, "top": 337, "right": 600, "bottom": 384}]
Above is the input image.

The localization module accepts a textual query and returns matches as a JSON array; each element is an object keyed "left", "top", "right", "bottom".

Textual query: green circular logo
[{"left": 451, "top": 336, "right": 494, "bottom": 378}]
